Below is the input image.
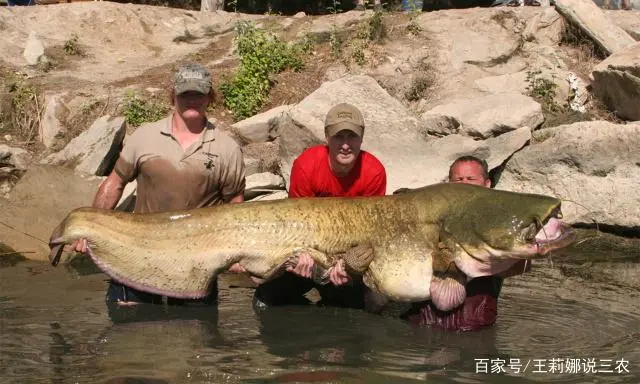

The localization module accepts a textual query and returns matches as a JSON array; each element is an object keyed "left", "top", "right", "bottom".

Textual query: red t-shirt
[{"left": 288, "top": 145, "right": 387, "bottom": 198}]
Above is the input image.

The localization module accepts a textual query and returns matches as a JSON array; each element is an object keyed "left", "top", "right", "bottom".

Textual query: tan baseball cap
[{"left": 324, "top": 103, "right": 365, "bottom": 138}]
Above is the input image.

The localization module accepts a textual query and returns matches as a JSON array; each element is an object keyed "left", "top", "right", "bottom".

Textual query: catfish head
[{"left": 438, "top": 184, "right": 576, "bottom": 278}]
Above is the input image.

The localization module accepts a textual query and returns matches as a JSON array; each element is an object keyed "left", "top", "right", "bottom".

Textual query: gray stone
[
  {"left": 231, "top": 105, "right": 293, "bottom": 144},
  {"left": 554, "top": 0, "right": 636, "bottom": 56},
  {"left": 41, "top": 115, "right": 126, "bottom": 176},
  {"left": 248, "top": 190, "right": 288, "bottom": 202},
  {"left": 0, "top": 145, "right": 31, "bottom": 170},
  {"left": 496, "top": 121, "right": 640, "bottom": 228},
  {"left": 23, "top": 31, "right": 45, "bottom": 66},
  {"left": 245, "top": 172, "right": 286, "bottom": 201},
  {"left": 422, "top": 92, "right": 544, "bottom": 139},
  {"left": 246, "top": 172, "right": 285, "bottom": 190},
  {"left": 40, "top": 93, "right": 69, "bottom": 149},
  {"left": 591, "top": 42, "right": 640, "bottom": 121}
]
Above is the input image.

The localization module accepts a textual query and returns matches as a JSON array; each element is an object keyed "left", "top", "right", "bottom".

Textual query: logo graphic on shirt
[{"left": 203, "top": 152, "right": 218, "bottom": 170}]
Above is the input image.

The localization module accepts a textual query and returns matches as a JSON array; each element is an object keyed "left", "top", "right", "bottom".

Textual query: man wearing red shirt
[{"left": 252, "top": 103, "right": 387, "bottom": 311}]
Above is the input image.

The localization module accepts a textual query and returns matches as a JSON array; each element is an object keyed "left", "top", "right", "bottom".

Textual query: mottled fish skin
[{"left": 48, "top": 183, "right": 575, "bottom": 310}]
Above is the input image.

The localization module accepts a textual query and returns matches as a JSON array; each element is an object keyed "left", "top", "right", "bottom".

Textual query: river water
[{"left": 1, "top": 232, "right": 639, "bottom": 384}]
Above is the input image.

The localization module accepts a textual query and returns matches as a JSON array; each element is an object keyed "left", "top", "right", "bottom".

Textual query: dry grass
[
  {"left": 559, "top": 20, "right": 605, "bottom": 79},
  {"left": 0, "top": 68, "right": 44, "bottom": 149}
]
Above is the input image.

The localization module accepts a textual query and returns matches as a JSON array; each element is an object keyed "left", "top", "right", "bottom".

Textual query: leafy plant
[
  {"left": 122, "top": 90, "right": 169, "bottom": 127},
  {"left": 405, "top": 0, "right": 422, "bottom": 36},
  {"left": 63, "top": 34, "right": 81, "bottom": 56},
  {"left": 361, "top": 9, "right": 387, "bottom": 43},
  {"left": 525, "top": 70, "right": 563, "bottom": 114},
  {"left": 220, "top": 22, "right": 311, "bottom": 121}
]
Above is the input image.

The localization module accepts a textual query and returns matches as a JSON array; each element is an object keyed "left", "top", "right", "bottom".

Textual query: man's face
[
  {"left": 327, "top": 129, "right": 362, "bottom": 168},
  {"left": 174, "top": 91, "right": 210, "bottom": 120},
  {"left": 449, "top": 161, "right": 491, "bottom": 187}
]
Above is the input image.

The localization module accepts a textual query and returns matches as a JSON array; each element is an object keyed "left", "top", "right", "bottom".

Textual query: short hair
[{"left": 448, "top": 155, "right": 489, "bottom": 181}]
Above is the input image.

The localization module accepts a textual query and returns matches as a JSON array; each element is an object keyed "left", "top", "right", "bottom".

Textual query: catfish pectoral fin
[
  {"left": 429, "top": 273, "right": 467, "bottom": 312},
  {"left": 342, "top": 244, "right": 375, "bottom": 274}
]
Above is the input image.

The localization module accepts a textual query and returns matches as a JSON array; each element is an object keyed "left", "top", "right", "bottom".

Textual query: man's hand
[
  {"left": 71, "top": 239, "right": 89, "bottom": 253},
  {"left": 286, "top": 251, "right": 314, "bottom": 278},
  {"left": 287, "top": 252, "right": 351, "bottom": 286},
  {"left": 227, "top": 263, "right": 246, "bottom": 273},
  {"left": 327, "top": 259, "right": 350, "bottom": 286}
]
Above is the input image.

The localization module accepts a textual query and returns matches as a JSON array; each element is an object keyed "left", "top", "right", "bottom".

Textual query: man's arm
[
  {"left": 72, "top": 171, "right": 127, "bottom": 253},
  {"left": 288, "top": 158, "right": 315, "bottom": 198},
  {"left": 93, "top": 171, "right": 127, "bottom": 209}
]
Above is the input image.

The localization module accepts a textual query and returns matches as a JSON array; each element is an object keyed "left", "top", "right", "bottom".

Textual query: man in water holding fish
[
  {"left": 399, "top": 155, "right": 531, "bottom": 330},
  {"left": 71, "top": 63, "right": 246, "bottom": 308},
  {"left": 252, "top": 102, "right": 387, "bottom": 310}
]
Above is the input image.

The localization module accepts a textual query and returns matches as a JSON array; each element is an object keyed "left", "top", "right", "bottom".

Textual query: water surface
[{"left": 1, "top": 238, "right": 638, "bottom": 384}]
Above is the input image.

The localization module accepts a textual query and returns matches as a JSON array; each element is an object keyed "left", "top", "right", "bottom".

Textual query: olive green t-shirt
[{"left": 113, "top": 115, "right": 246, "bottom": 213}]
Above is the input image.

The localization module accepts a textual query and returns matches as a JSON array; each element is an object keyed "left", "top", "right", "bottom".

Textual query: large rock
[
  {"left": 591, "top": 42, "right": 640, "bottom": 121},
  {"left": 244, "top": 172, "right": 286, "bottom": 200},
  {"left": 554, "top": 0, "right": 636, "bottom": 56},
  {"left": 282, "top": 75, "right": 432, "bottom": 193},
  {"left": 23, "top": 30, "right": 45, "bottom": 65},
  {"left": 277, "top": 75, "right": 532, "bottom": 193},
  {"left": 605, "top": 9, "right": 640, "bottom": 41},
  {"left": 496, "top": 121, "right": 640, "bottom": 228},
  {"left": 40, "top": 93, "right": 69, "bottom": 149},
  {"left": 422, "top": 93, "right": 544, "bottom": 139},
  {"left": 0, "top": 165, "right": 103, "bottom": 261},
  {"left": 417, "top": 126, "right": 532, "bottom": 185},
  {"left": 522, "top": 7, "right": 564, "bottom": 45},
  {"left": 0, "top": 145, "right": 30, "bottom": 170},
  {"left": 41, "top": 115, "right": 125, "bottom": 176},
  {"left": 0, "top": 144, "right": 32, "bottom": 196},
  {"left": 231, "top": 105, "right": 292, "bottom": 144}
]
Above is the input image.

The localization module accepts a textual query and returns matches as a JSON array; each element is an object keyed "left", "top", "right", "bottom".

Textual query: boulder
[
  {"left": 0, "top": 145, "right": 31, "bottom": 170},
  {"left": 231, "top": 105, "right": 292, "bottom": 144},
  {"left": 591, "top": 42, "right": 640, "bottom": 121},
  {"left": 496, "top": 121, "right": 640, "bottom": 228},
  {"left": 554, "top": 0, "right": 636, "bottom": 56},
  {"left": 281, "top": 74, "right": 430, "bottom": 193},
  {"left": 422, "top": 93, "right": 544, "bottom": 139},
  {"left": 41, "top": 115, "right": 125, "bottom": 176},
  {"left": 23, "top": 31, "right": 45, "bottom": 66},
  {"left": 39, "top": 93, "right": 69, "bottom": 149},
  {"left": 244, "top": 172, "right": 286, "bottom": 201},
  {"left": 0, "top": 165, "right": 103, "bottom": 261}
]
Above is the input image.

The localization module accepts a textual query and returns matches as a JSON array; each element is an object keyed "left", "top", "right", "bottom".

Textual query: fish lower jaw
[
  {"left": 454, "top": 254, "right": 519, "bottom": 279},
  {"left": 533, "top": 226, "right": 577, "bottom": 255}
]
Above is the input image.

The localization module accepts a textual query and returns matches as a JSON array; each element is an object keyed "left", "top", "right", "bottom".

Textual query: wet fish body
[{"left": 49, "top": 183, "right": 575, "bottom": 311}]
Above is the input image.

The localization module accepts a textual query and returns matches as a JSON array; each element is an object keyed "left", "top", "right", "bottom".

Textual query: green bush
[
  {"left": 220, "top": 22, "right": 312, "bottom": 121},
  {"left": 122, "top": 91, "right": 169, "bottom": 127}
]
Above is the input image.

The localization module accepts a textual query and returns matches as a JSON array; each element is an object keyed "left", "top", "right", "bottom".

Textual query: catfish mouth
[{"left": 528, "top": 208, "right": 576, "bottom": 256}]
